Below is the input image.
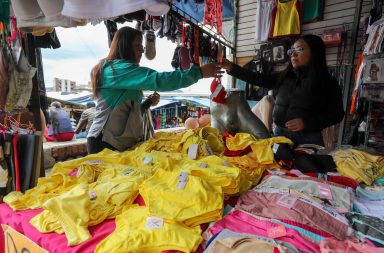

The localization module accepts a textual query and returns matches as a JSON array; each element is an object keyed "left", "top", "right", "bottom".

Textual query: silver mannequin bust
[{"left": 210, "top": 89, "right": 270, "bottom": 139}]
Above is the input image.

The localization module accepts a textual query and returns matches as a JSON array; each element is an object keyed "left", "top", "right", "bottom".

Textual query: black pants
[{"left": 87, "top": 133, "right": 116, "bottom": 154}]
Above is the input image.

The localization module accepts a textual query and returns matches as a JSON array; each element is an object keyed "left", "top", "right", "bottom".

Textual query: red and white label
[
  {"left": 267, "top": 225, "right": 287, "bottom": 239},
  {"left": 318, "top": 182, "right": 333, "bottom": 200}
]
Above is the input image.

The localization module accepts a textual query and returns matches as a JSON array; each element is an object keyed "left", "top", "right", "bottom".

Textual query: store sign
[{"left": 2, "top": 224, "right": 48, "bottom": 253}]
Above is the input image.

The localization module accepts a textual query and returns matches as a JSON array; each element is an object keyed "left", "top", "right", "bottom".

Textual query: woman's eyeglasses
[{"left": 287, "top": 46, "right": 304, "bottom": 57}]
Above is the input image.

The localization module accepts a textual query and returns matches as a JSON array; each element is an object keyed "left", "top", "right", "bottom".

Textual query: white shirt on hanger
[
  {"left": 62, "top": 0, "right": 170, "bottom": 19},
  {"left": 254, "top": 0, "right": 275, "bottom": 43}
]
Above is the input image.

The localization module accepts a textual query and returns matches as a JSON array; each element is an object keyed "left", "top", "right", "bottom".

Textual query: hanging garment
[
  {"left": 2, "top": 132, "right": 15, "bottom": 192},
  {"left": 11, "top": 0, "right": 87, "bottom": 32},
  {"left": 31, "top": 27, "right": 54, "bottom": 36},
  {"left": 369, "top": 0, "right": 384, "bottom": 26},
  {"left": 216, "top": 0, "right": 223, "bottom": 34},
  {"left": 364, "top": 22, "right": 384, "bottom": 55},
  {"left": 193, "top": 27, "right": 200, "bottom": 64},
  {"left": 10, "top": 0, "right": 41, "bottom": 20},
  {"left": 204, "top": 0, "right": 223, "bottom": 34},
  {"left": 204, "top": 0, "right": 215, "bottom": 31},
  {"left": 34, "top": 29, "right": 61, "bottom": 49},
  {"left": 171, "top": 46, "right": 182, "bottom": 69},
  {"left": 4, "top": 49, "right": 36, "bottom": 112},
  {"left": 0, "top": 0, "right": 10, "bottom": 24},
  {"left": 144, "top": 29, "right": 156, "bottom": 60},
  {"left": 17, "top": 133, "right": 35, "bottom": 192},
  {"left": 254, "top": 0, "right": 275, "bottom": 42},
  {"left": 14, "top": 51, "right": 36, "bottom": 109},
  {"left": 0, "top": 160, "right": 9, "bottom": 198},
  {"left": 273, "top": 0, "right": 301, "bottom": 38},
  {"left": 62, "top": 0, "right": 170, "bottom": 19},
  {"left": 104, "top": 20, "right": 118, "bottom": 47},
  {"left": 95, "top": 206, "right": 202, "bottom": 253},
  {"left": 0, "top": 47, "right": 9, "bottom": 111},
  {"left": 179, "top": 46, "right": 191, "bottom": 70},
  {"left": 30, "top": 130, "right": 43, "bottom": 188},
  {"left": 302, "top": 0, "right": 324, "bottom": 23}
]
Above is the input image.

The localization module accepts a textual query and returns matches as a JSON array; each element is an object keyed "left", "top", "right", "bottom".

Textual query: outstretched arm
[{"left": 220, "top": 59, "right": 279, "bottom": 89}]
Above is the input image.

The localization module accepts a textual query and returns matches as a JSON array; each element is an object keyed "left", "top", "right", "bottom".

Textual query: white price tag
[
  {"left": 145, "top": 216, "right": 164, "bottom": 230},
  {"left": 87, "top": 160, "right": 103, "bottom": 165},
  {"left": 89, "top": 191, "right": 97, "bottom": 200},
  {"left": 188, "top": 144, "right": 199, "bottom": 160},
  {"left": 272, "top": 143, "right": 280, "bottom": 154},
  {"left": 178, "top": 172, "right": 189, "bottom": 189},
  {"left": 143, "top": 156, "right": 153, "bottom": 165}
]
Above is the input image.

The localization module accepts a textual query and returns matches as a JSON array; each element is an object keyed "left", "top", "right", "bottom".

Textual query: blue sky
[{"left": 41, "top": 22, "right": 224, "bottom": 94}]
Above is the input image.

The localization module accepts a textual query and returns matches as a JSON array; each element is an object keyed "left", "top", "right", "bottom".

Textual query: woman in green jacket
[{"left": 87, "top": 26, "right": 217, "bottom": 154}]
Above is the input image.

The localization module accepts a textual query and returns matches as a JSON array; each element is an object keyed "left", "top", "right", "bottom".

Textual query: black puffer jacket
[{"left": 228, "top": 64, "right": 344, "bottom": 132}]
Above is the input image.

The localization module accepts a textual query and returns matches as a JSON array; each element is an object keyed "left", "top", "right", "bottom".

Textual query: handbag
[
  {"left": 4, "top": 47, "right": 36, "bottom": 112},
  {"left": 143, "top": 109, "right": 155, "bottom": 141}
]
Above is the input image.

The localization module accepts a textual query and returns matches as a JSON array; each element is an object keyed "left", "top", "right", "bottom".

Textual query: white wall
[{"left": 235, "top": 0, "right": 372, "bottom": 66}]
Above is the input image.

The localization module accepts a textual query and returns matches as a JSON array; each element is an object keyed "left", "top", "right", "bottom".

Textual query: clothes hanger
[
  {"left": 26, "top": 121, "right": 35, "bottom": 134},
  {"left": 0, "top": 121, "right": 9, "bottom": 132}
]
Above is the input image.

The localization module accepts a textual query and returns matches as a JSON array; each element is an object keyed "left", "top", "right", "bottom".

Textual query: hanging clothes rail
[{"left": 169, "top": 3, "right": 234, "bottom": 51}]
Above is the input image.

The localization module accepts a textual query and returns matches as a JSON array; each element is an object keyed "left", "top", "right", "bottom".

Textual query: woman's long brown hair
[{"left": 90, "top": 26, "right": 142, "bottom": 98}]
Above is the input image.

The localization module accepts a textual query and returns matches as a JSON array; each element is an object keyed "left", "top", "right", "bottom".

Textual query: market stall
[{"left": 1, "top": 0, "right": 384, "bottom": 253}]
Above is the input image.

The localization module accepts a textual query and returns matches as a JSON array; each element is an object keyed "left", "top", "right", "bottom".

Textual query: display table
[{"left": 0, "top": 203, "right": 115, "bottom": 253}]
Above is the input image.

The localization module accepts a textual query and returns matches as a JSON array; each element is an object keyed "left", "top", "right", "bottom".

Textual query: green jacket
[{"left": 88, "top": 60, "right": 202, "bottom": 151}]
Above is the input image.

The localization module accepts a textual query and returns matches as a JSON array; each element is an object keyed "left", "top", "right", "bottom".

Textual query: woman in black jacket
[{"left": 221, "top": 35, "right": 344, "bottom": 146}]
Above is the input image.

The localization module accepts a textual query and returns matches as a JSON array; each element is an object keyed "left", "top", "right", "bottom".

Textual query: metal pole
[
  {"left": 232, "top": 0, "right": 240, "bottom": 88},
  {"left": 24, "top": 34, "right": 42, "bottom": 131},
  {"left": 337, "top": 0, "right": 363, "bottom": 145}
]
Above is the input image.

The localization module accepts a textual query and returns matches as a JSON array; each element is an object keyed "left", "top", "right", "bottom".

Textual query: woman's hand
[
  {"left": 285, "top": 118, "right": 305, "bottom": 132},
  {"left": 200, "top": 63, "right": 223, "bottom": 78},
  {"left": 219, "top": 58, "right": 234, "bottom": 72}
]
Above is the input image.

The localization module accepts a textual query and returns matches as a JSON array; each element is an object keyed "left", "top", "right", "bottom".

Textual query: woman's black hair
[
  {"left": 278, "top": 34, "right": 329, "bottom": 88},
  {"left": 300, "top": 34, "right": 328, "bottom": 81}
]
